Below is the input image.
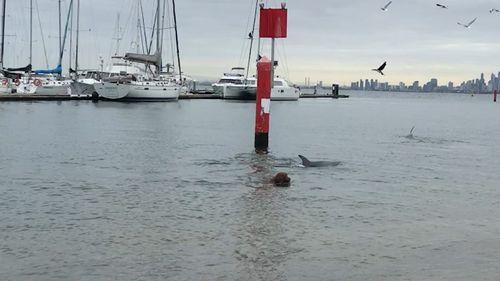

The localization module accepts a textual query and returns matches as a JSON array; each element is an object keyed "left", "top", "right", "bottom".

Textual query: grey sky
[{"left": 3, "top": 0, "right": 500, "bottom": 85}]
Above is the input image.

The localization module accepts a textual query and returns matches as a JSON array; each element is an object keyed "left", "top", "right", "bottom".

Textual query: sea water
[{"left": 1, "top": 91, "right": 500, "bottom": 280}]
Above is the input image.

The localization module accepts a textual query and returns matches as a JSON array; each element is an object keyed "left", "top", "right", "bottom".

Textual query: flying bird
[
  {"left": 490, "top": 8, "right": 500, "bottom": 13},
  {"left": 372, "top": 62, "right": 387, "bottom": 75},
  {"left": 457, "top": 17, "right": 477, "bottom": 28},
  {"left": 436, "top": 4, "right": 448, "bottom": 9},
  {"left": 381, "top": 1, "right": 392, "bottom": 11}
]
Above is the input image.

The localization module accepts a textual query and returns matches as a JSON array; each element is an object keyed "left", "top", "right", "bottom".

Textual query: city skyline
[
  {"left": 347, "top": 71, "right": 500, "bottom": 93},
  {"left": 1, "top": 0, "right": 500, "bottom": 84}
]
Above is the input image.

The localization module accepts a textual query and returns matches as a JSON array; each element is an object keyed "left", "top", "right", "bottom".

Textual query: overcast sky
[{"left": 3, "top": 0, "right": 500, "bottom": 85}]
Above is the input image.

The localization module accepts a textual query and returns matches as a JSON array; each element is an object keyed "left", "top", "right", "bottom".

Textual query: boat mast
[
  {"left": 58, "top": 0, "right": 61, "bottom": 65},
  {"left": 58, "top": 0, "right": 74, "bottom": 67},
  {"left": 160, "top": 0, "right": 166, "bottom": 67},
  {"left": 172, "top": 0, "right": 181, "bottom": 82},
  {"left": 245, "top": 0, "right": 259, "bottom": 82},
  {"left": 135, "top": 0, "right": 141, "bottom": 53},
  {"left": 112, "top": 13, "right": 121, "bottom": 55},
  {"left": 0, "top": 0, "right": 6, "bottom": 69},
  {"left": 75, "top": 0, "right": 79, "bottom": 77},
  {"left": 69, "top": 0, "right": 73, "bottom": 73},
  {"left": 29, "top": 0, "right": 32, "bottom": 68},
  {"left": 156, "top": 0, "right": 161, "bottom": 73}
]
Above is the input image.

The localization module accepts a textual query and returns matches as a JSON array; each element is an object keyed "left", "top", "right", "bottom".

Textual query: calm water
[{"left": 1, "top": 91, "right": 500, "bottom": 281}]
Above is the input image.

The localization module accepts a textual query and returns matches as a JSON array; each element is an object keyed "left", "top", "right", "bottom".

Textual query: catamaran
[
  {"left": 217, "top": 0, "right": 300, "bottom": 101},
  {"left": 223, "top": 76, "right": 300, "bottom": 101}
]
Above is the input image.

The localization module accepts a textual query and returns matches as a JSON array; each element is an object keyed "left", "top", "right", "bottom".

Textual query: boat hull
[
  {"left": 31, "top": 79, "right": 72, "bottom": 95},
  {"left": 125, "top": 84, "right": 180, "bottom": 101},
  {"left": 94, "top": 82, "right": 130, "bottom": 100},
  {"left": 211, "top": 84, "right": 225, "bottom": 97},
  {"left": 223, "top": 85, "right": 257, "bottom": 100},
  {"left": 270, "top": 87, "right": 300, "bottom": 101},
  {"left": 70, "top": 80, "right": 97, "bottom": 97},
  {"left": 223, "top": 84, "right": 300, "bottom": 101}
]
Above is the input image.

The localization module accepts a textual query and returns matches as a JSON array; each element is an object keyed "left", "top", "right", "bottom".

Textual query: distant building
[
  {"left": 399, "top": 82, "right": 406, "bottom": 91},
  {"left": 412, "top": 81, "right": 419, "bottom": 91}
]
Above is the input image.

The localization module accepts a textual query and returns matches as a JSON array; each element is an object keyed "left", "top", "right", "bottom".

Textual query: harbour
[
  {"left": 1, "top": 0, "right": 500, "bottom": 280},
  {"left": 1, "top": 91, "right": 500, "bottom": 280}
]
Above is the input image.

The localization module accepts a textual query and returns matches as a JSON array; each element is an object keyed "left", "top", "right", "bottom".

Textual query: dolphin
[
  {"left": 298, "top": 155, "right": 341, "bottom": 167},
  {"left": 406, "top": 126, "right": 415, "bottom": 139}
]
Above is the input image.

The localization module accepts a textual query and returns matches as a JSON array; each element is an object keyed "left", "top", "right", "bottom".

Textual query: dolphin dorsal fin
[{"left": 298, "top": 155, "right": 311, "bottom": 166}]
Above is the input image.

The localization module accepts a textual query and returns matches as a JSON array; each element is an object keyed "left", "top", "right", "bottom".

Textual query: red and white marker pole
[
  {"left": 255, "top": 57, "right": 272, "bottom": 152},
  {"left": 254, "top": 4, "right": 288, "bottom": 153}
]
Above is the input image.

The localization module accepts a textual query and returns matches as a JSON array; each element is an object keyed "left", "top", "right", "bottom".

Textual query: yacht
[
  {"left": 223, "top": 76, "right": 300, "bottom": 101},
  {"left": 95, "top": 54, "right": 180, "bottom": 101},
  {"left": 211, "top": 67, "right": 245, "bottom": 97}
]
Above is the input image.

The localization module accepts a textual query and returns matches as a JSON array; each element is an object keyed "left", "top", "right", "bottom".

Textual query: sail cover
[
  {"left": 1, "top": 70, "right": 22, "bottom": 79},
  {"left": 34, "top": 64, "right": 62, "bottom": 75},
  {"left": 124, "top": 51, "right": 161, "bottom": 68},
  {"left": 6, "top": 64, "right": 32, "bottom": 73}
]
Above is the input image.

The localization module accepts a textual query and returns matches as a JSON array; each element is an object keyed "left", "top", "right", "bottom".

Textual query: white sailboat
[
  {"left": 96, "top": 0, "right": 182, "bottom": 101},
  {"left": 0, "top": 0, "right": 10, "bottom": 94},
  {"left": 32, "top": 0, "right": 73, "bottom": 95}
]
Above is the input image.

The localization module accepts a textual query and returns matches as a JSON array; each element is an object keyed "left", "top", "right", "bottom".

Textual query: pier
[
  {"left": 1, "top": 89, "right": 348, "bottom": 101},
  {"left": 0, "top": 95, "right": 92, "bottom": 101}
]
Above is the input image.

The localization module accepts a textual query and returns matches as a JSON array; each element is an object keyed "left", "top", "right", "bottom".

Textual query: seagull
[
  {"left": 372, "top": 62, "right": 387, "bottom": 75},
  {"left": 490, "top": 8, "right": 500, "bottom": 13},
  {"left": 381, "top": 1, "right": 392, "bottom": 11},
  {"left": 457, "top": 17, "right": 477, "bottom": 28},
  {"left": 436, "top": 4, "right": 448, "bottom": 9}
]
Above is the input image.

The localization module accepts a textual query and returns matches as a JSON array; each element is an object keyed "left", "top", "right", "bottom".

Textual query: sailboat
[
  {"left": 96, "top": 0, "right": 181, "bottom": 101},
  {"left": 0, "top": 0, "right": 11, "bottom": 94},
  {"left": 69, "top": 0, "right": 98, "bottom": 98},
  {"left": 6, "top": 0, "right": 73, "bottom": 95},
  {"left": 0, "top": 0, "right": 35, "bottom": 94},
  {"left": 31, "top": 0, "right": 73, "bottom": 95}
]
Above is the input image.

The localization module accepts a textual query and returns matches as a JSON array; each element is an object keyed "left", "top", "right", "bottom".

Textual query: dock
[
  {"left": 1, "top": 87, "right": 348, "bottom": 101},
  {"left": 300, "top": 94, "right": 350, "bottom": 99},
  {"left": 179, "top": 93, "right": 221, "bottom": 99},
  {"left": 0, "top": 95, "right": 92, "bottom": 101}
]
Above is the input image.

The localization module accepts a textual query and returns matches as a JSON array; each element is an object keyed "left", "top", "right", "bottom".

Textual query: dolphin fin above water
[
  {"left": 298, "top": 155, "right": 341, "bottom": 168},
  {"left": 406, "top": 126, "right": 415, "bottom": 139}
]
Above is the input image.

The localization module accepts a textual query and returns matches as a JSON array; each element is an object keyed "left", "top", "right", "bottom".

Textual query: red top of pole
[{"left": 259, "top": 8, "right": 288, "bottom": 38}]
